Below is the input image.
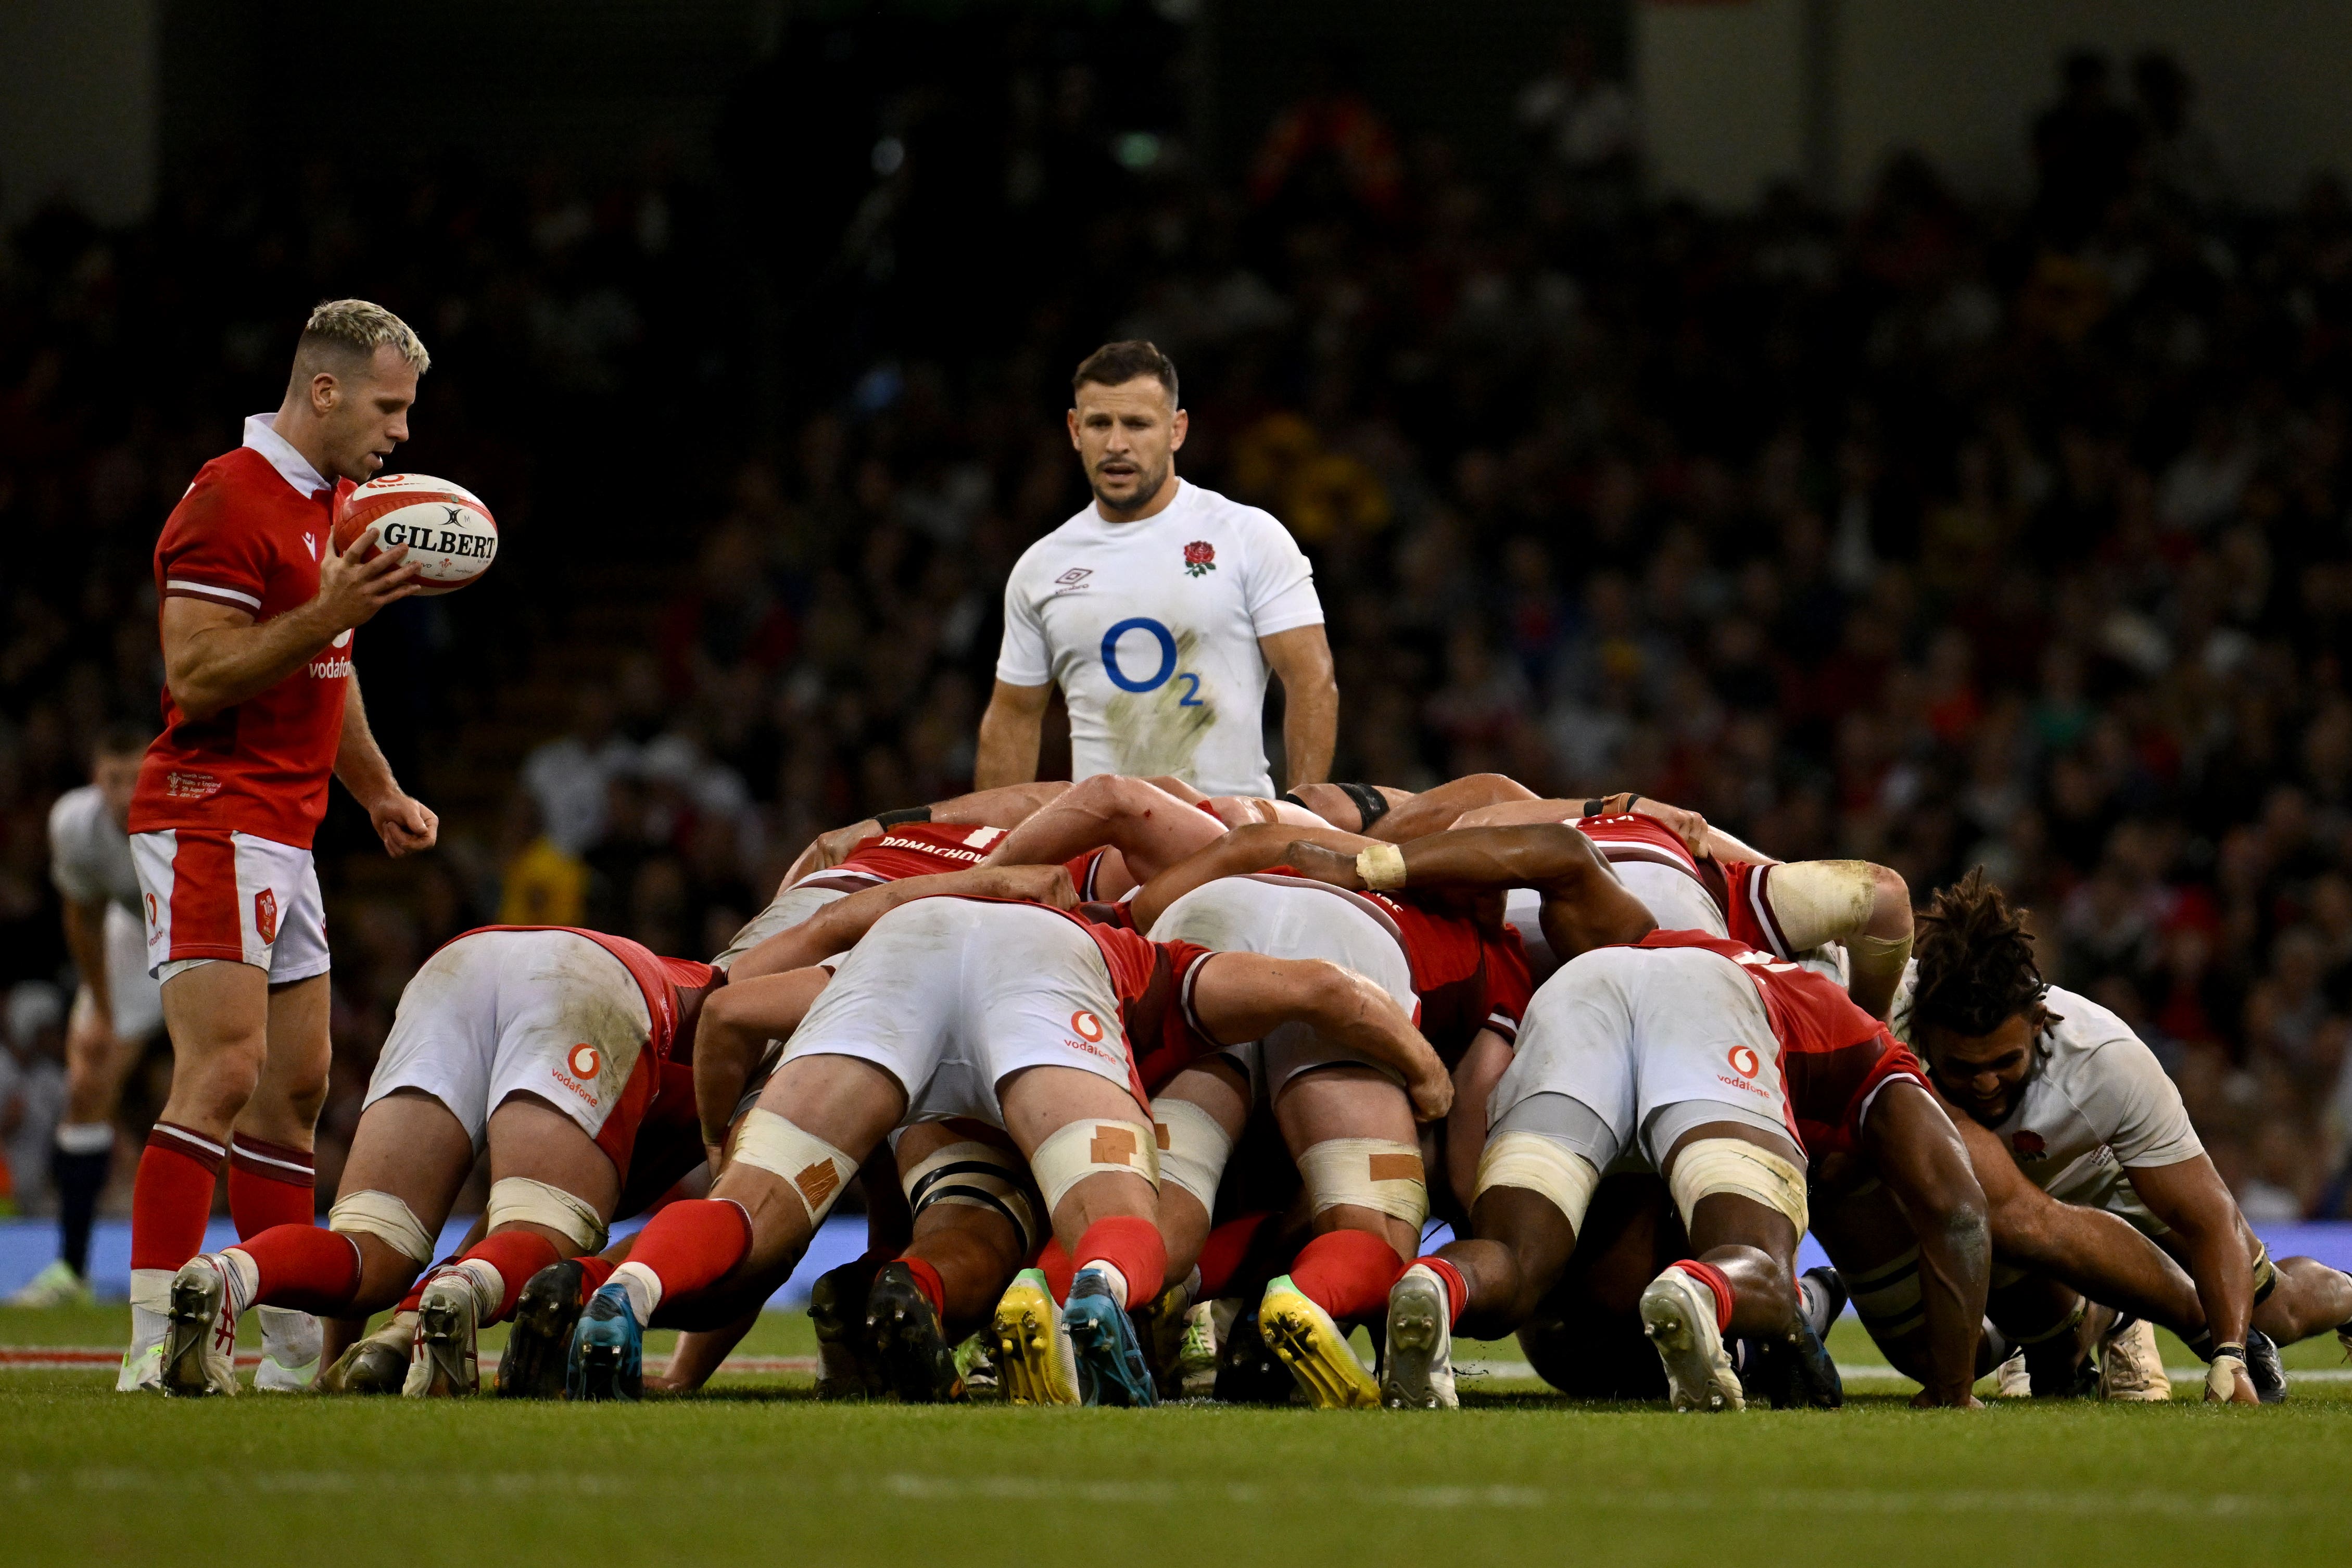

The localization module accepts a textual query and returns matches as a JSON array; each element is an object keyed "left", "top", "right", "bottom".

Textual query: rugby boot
[
  {"left": 1639, "top": 1268, "right": 1743, "bottom": 1412},
  {"left": 159, "top": 1255, "right": 241, "bottom": 1397},
  {"left": 568, "top": 1283, "right": 644, "bottom": 1402},
  {"left": 1132, "top": 1277, "right": 1195, "bottom": 1400},
  {"left": 1992, "top": 1349, "right": 2030, "bottom": 1398},
  {"left": 10, "top": 1259, "right": 93, "bottom": 1308},
  {"left": 1212, "top": 1299, "right": 1296, "bottom": 1405},
  {"left": 499, "top": 1260, "right": 586, "bottom": 1399},
  {"left": 867, "top": 1262, "right": 965, "bottom": 1403},
  {"left": 403, "top": 1271, "right": 481, "bottom": 1397},
  {"left": 2245, "top": 1329, "right": 2287, "bottom": 1404},
  {"left": 2022, "top": 1332, "right": 2100, "bottom": 1398},
  {"left": 1180, "top": 1298, "right": 1234, "bottom": 1397},
  {"left": 1064, "top": 1268, "right": 1158, "bottom": 1408},
  {"left": 1380, "top": 1263, "right": 1457, "bottom": 1410},
  {"left": 1259, "top": 1275, "right": 1379, "bottom": 1409},
  {"left": 808, "top": 1255, "right": 888, "bottom": 1400},
  {"left": 254, "top": 1307, "right": 322, "bottom": 1392},
  {"left": 953, "top": 1331, "right": 1000, "bottom": 1398},
  {"left": 2096, "top": 1315, "right": 2171, "bottom": 1402},
  {"left": 992, "top": 1267, "right": 1080, "bottom": 1407},
  {"left": 316, "top": 1312, "right": 416, "bottom": 1395}
]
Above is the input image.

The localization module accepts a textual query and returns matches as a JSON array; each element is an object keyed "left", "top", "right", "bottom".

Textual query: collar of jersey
[{"left": 242, "top": 412, "right": 332, "bottom": 499}]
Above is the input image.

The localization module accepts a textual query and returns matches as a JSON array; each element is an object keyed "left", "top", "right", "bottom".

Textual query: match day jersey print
[
  {"left": 130, "top": 416, "right": 357, "bottom": 849},
  {"left": 1892, "top": 973, "right": 2202, "bottom": 1219},
  {"left": 830, "top": 823, "right": 1009, "bottom": 883},
  {"left": 997, "top": 480, "right": 1323, "bottom": 796},
  {"left": 1639, "top": 930, "right": 1925, "bottom": 1158}
]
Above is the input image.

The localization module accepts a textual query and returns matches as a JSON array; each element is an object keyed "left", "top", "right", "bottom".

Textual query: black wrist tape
[
  {"left": 1276, "top": 791, "right": 1307, "bottom": 809},
  {"left": 874, "top": 806, "right": 932, "bottom": 828}
]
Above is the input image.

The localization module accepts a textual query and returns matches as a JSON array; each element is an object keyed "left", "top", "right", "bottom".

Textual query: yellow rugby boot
[
  {"left": 1258, "top": 1275, "right": 1379, "bottom": 1409},
  {"left": 992, "top": 1268, "right": 1079, "bottom": 1406}
]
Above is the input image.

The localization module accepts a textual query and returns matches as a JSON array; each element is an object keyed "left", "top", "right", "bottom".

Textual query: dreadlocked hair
[{"left": 1911, "top": 866, "right": 2054, "bottom": 1038}]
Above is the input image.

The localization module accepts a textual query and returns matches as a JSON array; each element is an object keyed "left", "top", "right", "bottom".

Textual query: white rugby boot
[
  {"left": 1993, "top": 1350, "right": 2031, "bottom": 1398},
  {"left": 118, "top": 1268, "right": 172, "bottom": 1392},
  {"left": 1381, "top": 1263, "right": 1459, "bottom": 1410},
  {"left": 160, "top": 1254, "right": 248, "bottom": 1397},
  {"left": 403, "top": 1270, "right": 483, "bottom": 1397},
  {"left": 2097, "top": 1316, "right": 2171, "bottom": 1402},
  {"left": 1639, "top": 1267, "right": 1743, "bottom": 1412},
  {"left": 254, "top": 1307, "right": 322, "bottom": 1392},
  {"left": 10, "top": 1260, "right": 94, "bottom": 1308}
]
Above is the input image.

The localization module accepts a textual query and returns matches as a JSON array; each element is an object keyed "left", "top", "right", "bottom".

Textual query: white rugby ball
[{"left": 332, "top": 472, "right": 498, "bottom": 596}]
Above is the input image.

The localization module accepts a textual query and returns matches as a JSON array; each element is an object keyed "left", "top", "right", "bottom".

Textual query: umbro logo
[{"left": 1054, "top": 567, "right": 1092, "bottom": 587}]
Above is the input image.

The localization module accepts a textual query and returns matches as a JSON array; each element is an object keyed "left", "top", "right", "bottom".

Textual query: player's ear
[
  {"left": 1169, "top": 407, "right": 1188, "bottom": 451},
  {"left": 1067, "top": 407, "right": 1083, "bottom": 449},
  {"left": 311, "top": 371, "right": 340, "bottom": 417}
]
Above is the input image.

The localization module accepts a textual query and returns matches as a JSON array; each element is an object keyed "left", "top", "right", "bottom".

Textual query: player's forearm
[
  {"left": 2173, "top": 1206, "right": 2255, "bottom": 1349},
  {"left": 1386, "top": 824, "right": 1603, "bottom": 891},
  {"left": 332, "top": 678, "right": 402, "bottom": 809},
  {"left": 1281, "top": 679, "right": 1336, "bottom": 790},
  {"left": 657, "top": 1310, "right": 760, "bottom": 1394},
  {"left": 1914, "top": 1206, "right": 1991, "bottom": 1403},
  {"left": 1368, "top": 774, "right": 1532, "bottom": 842},
  {"left": 1130, "top": 822, "right": 1370, "bottom": 931},
  {"left": 973, "top": 704, "right": 1042, "bottom": 789},
  {"left": 928, "top": 781, "right": 1068, "bottom": 826},
  {"left": 167, "top": 604, "right": 341, "bottom": 719}
]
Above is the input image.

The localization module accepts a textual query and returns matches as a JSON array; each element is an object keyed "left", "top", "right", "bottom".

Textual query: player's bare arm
[
  {"left": 694, "top": 966, "right": 832, "bottom": 1152},
  {"left": 1127, "top": 820, "right": 1374, "bottom": 931},
  {"left": 779, "top": 781, "right": 1072, "bottom": 886},
  {"left": 980, "top": 774, "right": 1231, "bottom": 882},
  {"left": 973, "top": 678, "right": 1053, "bottom": 789},
  {"left": 1861, "top": 1080, "right": 1990, "bottom": 1407},
  {"left": 724, "top": 863, "right": 1078, "bottom": 982},
  {"left": 333, "top": 677, "right": 436, "bottom": 857},
  {"left": 1258, "top": 624, "right": 1337, "bottom": 790},
  {"left": 1283, "top": 823, "right": 1657, "bottom": 958},
  {"left": 2125, "top": 1155, "right": 2259, "bottom": 1402},
  {"left": 1188, "top": 951, "right": 1451, "bottom": 1121},
  {"left": 58, "top": 893, "right": 113, "bottom": 1036},
  {"left": 159, "top": 534, "right": 422, "bottom": 723},
  {"left": 1356, "top": 773, "right": 1534, "bottom": 842}
]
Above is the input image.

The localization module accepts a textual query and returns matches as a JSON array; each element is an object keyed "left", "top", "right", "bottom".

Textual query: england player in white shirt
[{"left": 975, "top": 341, "right": 1337, "bottom": 799}]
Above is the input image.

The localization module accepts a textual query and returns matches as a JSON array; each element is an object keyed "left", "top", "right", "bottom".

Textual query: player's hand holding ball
[{"left": 331, "top": 472, "right": 498, "bottom": 598}]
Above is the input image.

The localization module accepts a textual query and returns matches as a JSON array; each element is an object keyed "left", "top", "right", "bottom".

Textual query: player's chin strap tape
[
  {"left": 328, "top": 1190, "right": 435, "bottom": 1264},
  {"left": 903, "top": 1141, "right": 1040, "bottom": 1256},
  {"left": 874, "top": 805, "right": 932, "bottom": 827},
  {"left": 485, "top": 1177, "right": 608, "bottom": 1254},
  {"left": 1029, "top": 1118, "right": 1159, "bottom": 1217},
  {"left": 1666, "top": 1139, "right": 1810, "bottom": 1234},
  {"left": 1475, "top": 1132, "right": 1600, "bottom": 1233},
  {"left": 732, "top": 1108, "right": 859, "bottom": 1225},
  {"left": 1357, "top": 843, "right": 1408, "bottom": 891},
  {"left": 1150, "top": 1097, "right": 1235, "bottom": 1213},
  {"left": 1334, "top": 782, "right": 1390, "bottom": 829},
  {"left": 1298, "top": 1137, "right": 1429, "bottom": 1228}
]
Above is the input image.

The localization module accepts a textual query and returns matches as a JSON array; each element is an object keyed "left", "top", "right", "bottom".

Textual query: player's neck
[
  {"left": 1093, "top": 472, "right": 1181, "bottom": 525},
  {"left": 267, "top": 399, "right": 339, "bottom": 485}
]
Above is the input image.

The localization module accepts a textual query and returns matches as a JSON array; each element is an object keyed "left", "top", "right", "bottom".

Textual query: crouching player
[{"left": 564, "top": 891, "right": 1450, "bottom": 1403}]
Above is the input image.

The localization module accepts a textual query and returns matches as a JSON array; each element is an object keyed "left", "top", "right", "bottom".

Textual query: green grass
[{"left": 3, "top": 1307, "right": 2347, "bottom": 1568}]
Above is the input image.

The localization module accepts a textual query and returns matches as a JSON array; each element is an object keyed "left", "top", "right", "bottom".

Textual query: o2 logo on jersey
[
  {"left": 252, "top": 889, "right": 279, "bottom": 945},
  {"left": 1100, "top": 618, "right": 1203, "bottom": 706},
  {"left": 568, "top": 1044, "right": 602, "bottom": 1079},
  {"left": 1070, "top": 1010, "right": 1106, "bottom": 1043},
  {"left": 1726, "top": 1044, "right": 1761, "bottom": 1079}
]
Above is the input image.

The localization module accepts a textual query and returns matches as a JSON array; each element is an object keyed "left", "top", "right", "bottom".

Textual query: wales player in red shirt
[{"left": 120, "top": 300, "right": 439, "bottom": 1391}]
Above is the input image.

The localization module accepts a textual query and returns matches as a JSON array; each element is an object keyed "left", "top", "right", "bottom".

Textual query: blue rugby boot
[
  {"left": 568, "top": 1283, "right": 643, "bottom": 1402},
  {"left": 1063, "top": 1267, "right": 1157, "bottom": 1407}
]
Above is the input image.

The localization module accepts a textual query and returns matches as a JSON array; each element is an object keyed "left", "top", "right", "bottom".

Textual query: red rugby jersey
[
  {"left": 1355, "top": 887, "right": 1533, "bottom": 1061},
  {"left": 826, "top": 822, "right": 1011, "bottom": 883},
  {"left": 1575, "top": 812, "right": 1705, "bottom": 879},
  {"left": 1635, "top": 929, "right": 1926, "bottom": 1158},
  {"left": 1723, "top": 860, "right": 1799, "bottom": 958},
  {"left": 1065, "top": 909, "right": 1221, "bottom": 1098},
  {"left": 130, "top": 436, "right": 359, "bottom": 848}
]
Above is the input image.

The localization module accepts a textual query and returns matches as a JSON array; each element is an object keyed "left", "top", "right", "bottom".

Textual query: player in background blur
[
  {"left": 119, "top": 300, "right": 440, "bottom": 1392},
  {"left": 9, "top": 726, "right": 163, "bottom": 1307},
  {"left": 975, "top": 341, "right": 1337, "bottom": 800}
]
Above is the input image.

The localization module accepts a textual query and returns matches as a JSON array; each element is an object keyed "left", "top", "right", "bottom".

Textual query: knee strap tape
[
  {"left": 1030, "top": 1118, "right": 1159, "bottom": 1216},
  {"left": 328, "top": 1190, "right": 435, "bottom": 1264},
  {"left": 1150, "top": 1097, "right": 1234, "bottom": 1212},
  {"left": 1666, "top": 1139, "right": 1810, "bottom": 1234},
  {"left": 733, "top": 1108, "right": 859, "bottom": 1225},
  {"left": 903, "top": 1140, "right": 1040, "bottom": 1255},
  {"left": 1474, "top": 1132, "right": 1600, "bottom": 1232},
  {"left": 1765, "top": 860, "right": 1878, "bottom": 951},
  {"left": 1843, "top": 1247, "right": 1925, "bottom": 1336},
  {"left": 1298, "top": 1137, "right": 1429, "bottom": 1228},
  {"left": 485, "top": 1177, "right": 609, "bottom": 1254}
]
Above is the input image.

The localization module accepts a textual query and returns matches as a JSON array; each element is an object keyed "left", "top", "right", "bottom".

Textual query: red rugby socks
[
  {"left": 1412, "top": 1256, "right": 1470, "bottom": 1326},
  {"left": 1669, "top": 1259, "right": 1737, "bottom": 1334},
  {"left": 1195, "top": 1212, "right": 1271, "bottom": 1299},
  {"left": 130, "top": 1122, "right": 225, "bottom": 1275},
  {"left": 1030, "top": 1237, "right": 1076, "bottom": 1306},
  {"left": 444, "top": 1230, "right": 562, "bottom": 1324},
  {"left": 1072, "top": 1216, "right": 1166, "bottom": 1311},
  {"left": 1288, "top": 1229, "right": 1405, "bottom": 1322},
  {"left": 611, "top": 1198, "right": 752, "bottom": 1323},
  {"left": 227, "top": 1224, "right": 362, "bottom": 1316},
  {"left": 227, "top": 1134, "right": 316, "bottom": 1238},
  {"left": 895, "top": 1255, "right": 947, "bottom": 1320}
]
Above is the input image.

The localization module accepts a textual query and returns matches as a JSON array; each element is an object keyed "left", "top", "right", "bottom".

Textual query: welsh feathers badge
[{"left": 1183, "top": 540, "right": 1216, "bottom": 577}]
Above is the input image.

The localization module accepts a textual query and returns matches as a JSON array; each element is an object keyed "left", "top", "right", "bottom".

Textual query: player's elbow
[
  {"left": 1867, "top": 862, "right": 1914, "bottom": 940},
  {"left": 165, "top": 675, "right": 223, "bottom": 723}
]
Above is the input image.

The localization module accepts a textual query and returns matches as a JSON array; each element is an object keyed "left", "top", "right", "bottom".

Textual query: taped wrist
[
  {"left": 2206, "top": 1351, "right": 2247, "bottom": 1401},
  {"left": 1474, "top": 1131, "right": 1599, "bottom": 1232},
  {"left": 1298, "top": 1137, "right": 1428, "bottom": 1228},
  {"left": 1334, "top": 782, "right": 1390, "bottom": 830},
  {"left": 328, "top": 1190, "right": 435, "bottom": 1264},
  {"left": 1030, "top": 1118, "right": 1159, "bottom": 1216},
  {"left": 902, "top": 1140, "right": 1040, "bottom": 1256},
  {"left": 485, "top": 1177, "right": 608, "bottom": 1254},
  {"left": 1665, "top": 1138, "right": 1810, "bottom": 1233},
  {"left": 732, "top": 1109, "right": 859, "bottom": 1225},
  {"left": 1150, "top": 1097, "right": 1235, "bottom": 1213},
  {"left": 874, "top": 806, "right": 932, "bottom": 827},
  {"left": 1357, "top": 843, "right": 1408, "bottom": 890}
]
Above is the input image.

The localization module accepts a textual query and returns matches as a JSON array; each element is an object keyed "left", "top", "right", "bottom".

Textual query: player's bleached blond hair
[{"left": 296, "top": 298, "right": 430, "bottom": 377}]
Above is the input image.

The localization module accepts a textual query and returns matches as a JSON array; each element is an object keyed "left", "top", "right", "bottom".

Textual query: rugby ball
[{"left": 332, "top": 473, "right": 498, "bottom": 596}]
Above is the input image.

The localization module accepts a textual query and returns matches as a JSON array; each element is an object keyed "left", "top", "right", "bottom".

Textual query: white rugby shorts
[
  {"left": 365, "top": 928, "right": 655, "bottom": 1160},
  {"left": 1489, "top": 943, "right": 1792, "bottom": 1169},
  {"left": 1148, "top": 873, "right": 1415, "bottom": 1097},
  {"left": 780, "top": 899, "right": 1137, "bottom": 1127},
  {"left": 90, "top": 901, "right": 165, "bottom": 1039},
  {"left": 711, "top": 881, "right": 856, "bottom": 970},
  {"left": 1507, "top": 865, "right": 1726, "bottom": 982},
  {"left": 131, "top": 828, "right": 328, "bottom": 984}
]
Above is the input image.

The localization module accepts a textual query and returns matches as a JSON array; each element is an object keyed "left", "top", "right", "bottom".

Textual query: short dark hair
[
  {"left": 1912, "top": 867, "right": 2056, "bottom": 1038},
  {"left": 1072, "top": 340, "right": 1179, "bottom": 409},
  {"left": 93, "top": 722, "right": 153, "bottom": 761}
]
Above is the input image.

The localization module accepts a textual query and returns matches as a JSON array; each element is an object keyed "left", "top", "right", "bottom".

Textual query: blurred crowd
[{"left": 5, "top": 20, "right": 2352, "bottom": 1220}]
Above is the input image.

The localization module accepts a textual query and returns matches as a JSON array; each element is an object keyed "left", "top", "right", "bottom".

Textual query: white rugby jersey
[
  {"left": 1894, "top": 970, "right": 2202, "bottom": 1231},
  {"left": 49, "top": 785, "right": 142, "bottom": 914},
  {"left": 997, "top": 479, "right": 1322, "bottom": 796}
]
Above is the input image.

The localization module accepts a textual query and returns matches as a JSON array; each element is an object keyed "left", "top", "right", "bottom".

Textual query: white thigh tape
[
  {"left": 1765, "top": 860, "right": 1877, "bottom": 951},
  {"left": 903, "top": 1140, "right": 1040, "bottom": 1255},
  {"left": 1030, "top": 1118, "right": 1159, "bottom": 1216},
  {"left": 1666, "top": 1138, "right": 1810, "bottom": 1233},
  {"left": 1474, "top": 1131, "right": 1600, "bottom": 1232},
  {"left": 732, "top": 1108, "right": 859, "bottom": 1225},
  {"left": 1149, "top": 1097, "right": 1235, "bottom": 1213},
  {"left": 1298, "top": 1137, "right": 1429, "bottom": 1227},
  {"left": 328, "top": 1190, "right": 435, "bottom": 1264},
  {"left": 485, "top": 1177, "right": 609, "bottom": 1254}
]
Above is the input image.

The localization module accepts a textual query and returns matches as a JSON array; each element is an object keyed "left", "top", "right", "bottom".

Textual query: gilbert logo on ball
[{"left": 332, "top": 473, "right": 498, "bottom": 595}]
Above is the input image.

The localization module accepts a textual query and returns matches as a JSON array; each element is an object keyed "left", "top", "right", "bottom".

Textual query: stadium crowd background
[{"left": 5, "top": 16, "right": 2352, "bottom": 1229}]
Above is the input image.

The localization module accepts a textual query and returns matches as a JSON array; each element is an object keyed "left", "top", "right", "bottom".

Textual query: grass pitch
[{"left": 4, "top": 1306, "right": 2347, "bottom": 1568}]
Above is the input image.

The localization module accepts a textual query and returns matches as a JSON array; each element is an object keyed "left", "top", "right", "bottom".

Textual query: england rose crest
[{"left": 1183, "top": 540, "right": 1216, "bottom": 577}]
